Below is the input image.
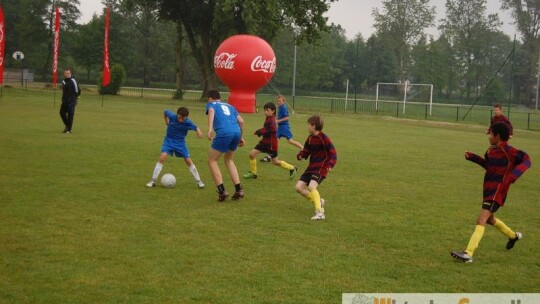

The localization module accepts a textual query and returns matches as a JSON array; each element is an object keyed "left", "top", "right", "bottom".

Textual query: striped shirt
[
  {"left": 466, "top": 141, "right": 531, "bottom": 205},
  {"left": 297, "top": 131, "right": 337, "bottom": 177},
  {"left": 254, "top": 115, "right": 278, "bottom": 152}
]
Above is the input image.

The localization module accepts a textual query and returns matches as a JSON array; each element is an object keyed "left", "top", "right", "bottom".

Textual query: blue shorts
[
  {"left": 161, "top": 140, "right": 190, "bottom": 158},
  {"left": 277, "top": 125, "right": 293, "bottom": 140},
  {"left": 212, "top": 132, "right": 241, "bottom": 153}
]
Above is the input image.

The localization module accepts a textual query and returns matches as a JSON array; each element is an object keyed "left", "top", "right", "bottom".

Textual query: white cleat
[
  {"left": 197, "top": 181, "right": 205, "bottom": 189},
  {"left": 311, "top": 212, "right": 326, "bottom": 220},
  {"left": 146, "top": 181, "right": 156, "bottom": 188}
]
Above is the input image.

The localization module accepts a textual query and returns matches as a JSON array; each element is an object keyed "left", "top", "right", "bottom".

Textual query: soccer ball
[{"left": 160, "top": 173, "right": 176, "bottom": 188}]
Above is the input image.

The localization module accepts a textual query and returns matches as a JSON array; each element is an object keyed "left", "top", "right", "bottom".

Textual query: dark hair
[
  {"left": 307, "top": 115, "right": 324, "bottom": 131},
  {"left": 494, "top": 104, "right": 502, "bottom": 109},
  {"left": 490, "top": 122, "right": 510, "bottom": 141},
  {"left": 177, "top": 107, "right": 189, "bottom": 117},
  {"left": 208, "top": 89, "right": 221, "bottom": 100},
  {"left": 263, "top": 102, "right": 276, "bottom": 113}
]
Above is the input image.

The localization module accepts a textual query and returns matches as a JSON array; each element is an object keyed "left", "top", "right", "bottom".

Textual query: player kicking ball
[
  {"left": 451, "top": 122, "right": 531, "bottom": 263},
  {"left": 243, "top": 102, "right": 297, "bottom": 180},
  {"left": 146, "top": 107, "right": 205, "bottom": 189}
]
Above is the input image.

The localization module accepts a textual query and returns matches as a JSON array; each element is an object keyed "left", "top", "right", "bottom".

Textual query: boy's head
[
  {"left": 277, "top": 95, "right": 285, "bottom": 105},
  {"left": 493, "top": 104, "right": 502, "bottom": 116},
  {"left": 489, "top": 122, "right": 510, "bottom": 144},
  {"left": 307, "top": 115, "right": 323, "bottom": 132},
  {"left": 177, "top": 107, "right": 189, "bottom": 122},
  {"left": 208, "top": 89, "right": 221, "bottom": 101},
  {"left": 263, "top": 102, "right": 276, "bottom": 116},
  {"left": 64, "top": 69, "right": 72, "bottom": 78}
]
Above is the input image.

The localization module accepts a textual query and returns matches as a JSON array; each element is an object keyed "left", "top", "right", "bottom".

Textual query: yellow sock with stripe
[
  {"left": 310, "top": 189, "right": 322, "bottom": 212},
  {"left": 249, "top": 158, "right": 257, "bottom": 175},
  {"left": 465, "top": 225, "right": 485, "bottom": 256},
  {"left": 493, "top": 218, "right": 516, "bottom": 239},
  {"left": 279, "top": 160, "right": 294, "bottom": 171}
]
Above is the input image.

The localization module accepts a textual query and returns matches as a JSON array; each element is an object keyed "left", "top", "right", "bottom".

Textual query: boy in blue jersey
[
  {"left": 260, "top": 95, "right": 303, "bottom": 162},
  {"left": 206, "top": 90, "right": 245, "bottom": 202},
  {"left": 146, "top": 107, "right": 205, "bottom": 188}
]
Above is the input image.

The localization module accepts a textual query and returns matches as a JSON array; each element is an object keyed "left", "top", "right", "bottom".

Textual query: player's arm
[
  {"left": 297, "top": 138, "right": 311, "bottom": 160},
  {"left": 163, "top": 111, "right": 170, "bottom": 125},
  {"left": 207, "top": 108, "right": 215, "bottom": 140},
  {"left": 505, "top": 149, "right": 531, "bottom": 183},
  {"left": 465, "top": 150, "right": 487, "bottom": 169},
  {"left": 195, "top": 127, "right": 203, "bottom": 139},
  {"left": 237, "top": 114, "right": 245, "bottom": 147},
  {"left": 324, "top": 136, "right": 337, "bottom": 170}
]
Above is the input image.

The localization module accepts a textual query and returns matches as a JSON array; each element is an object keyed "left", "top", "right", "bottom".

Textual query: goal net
[{"left": 376, "top": 82, "right": 434, "bottom": 115}]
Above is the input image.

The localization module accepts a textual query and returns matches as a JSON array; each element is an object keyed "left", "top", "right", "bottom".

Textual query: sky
[{"left": 79, "top": 0, "right": 518, "bottom": 40}]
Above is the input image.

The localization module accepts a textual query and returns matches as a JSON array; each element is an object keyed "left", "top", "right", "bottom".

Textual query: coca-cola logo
[
  {"left": 251, "top": 56, "right": 276, "bottom": 73},
  {"left": 214, "top": 52, "right": 237, "bottom": 70}
]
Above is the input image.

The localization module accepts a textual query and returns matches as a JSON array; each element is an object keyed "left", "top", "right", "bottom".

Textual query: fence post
[
  {"left": 527, "top": 113, "right": 531, "bottom": 130},
  {"left": 456, "top": 107, "right": 459, "bottom": 122},
  {"left": 141, "top": 87, "right": 144, "bottom": 98},
  {"left": 425, "top": 104, "right": 428, "bottom": 120},
  {"left": 396, "top": 102, "right": 399, "bottom": 117}
]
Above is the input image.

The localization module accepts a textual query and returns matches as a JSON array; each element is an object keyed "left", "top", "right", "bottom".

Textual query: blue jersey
[
  {"left": 206, "top": 101, "right": 240, "bottom": 135},
  {"left": 164, "top": 110, "right": 198, "bottom": 141},
  {"left": 277, "top": 103, "right": 290, "bottom": 126}
]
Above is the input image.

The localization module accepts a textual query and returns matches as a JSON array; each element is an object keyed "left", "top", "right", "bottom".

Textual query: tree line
[{"left": 2, "top": 0, "right": 539, "bottom": 106}]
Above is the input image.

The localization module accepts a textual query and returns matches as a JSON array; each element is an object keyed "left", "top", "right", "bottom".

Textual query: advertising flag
[
  {"left": 0, "top": 6, "right": 5, "bottom": 84},
  {"left": 52, "top": 6, "right": 60, "bottom": 86},
  {"left": 102, "top": 6, "right": 111, "bottom": 87}
]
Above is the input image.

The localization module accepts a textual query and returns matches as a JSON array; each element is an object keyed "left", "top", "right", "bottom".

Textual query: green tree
[
  {"left": 501, "top": 0, "right": 540, "bottom": 105},
  {"left": 373, "top": 0, "right": 435, "bottom": 83},
  {"left": 440, "top": 0, "right": 503, "bottom": 100}
]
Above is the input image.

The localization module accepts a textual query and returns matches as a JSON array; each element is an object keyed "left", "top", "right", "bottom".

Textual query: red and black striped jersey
[{"left": 297, "top": 131, "right": 337, "bottom": 177}]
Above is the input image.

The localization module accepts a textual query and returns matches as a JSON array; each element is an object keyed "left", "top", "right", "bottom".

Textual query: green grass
[{"left": 1, "top": 93, "right": 539, "bottom": 303}]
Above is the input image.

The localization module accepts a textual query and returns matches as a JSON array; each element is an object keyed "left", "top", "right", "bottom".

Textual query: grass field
[{"left": 1, "top": 93, "right": 539, "bottom": 303}]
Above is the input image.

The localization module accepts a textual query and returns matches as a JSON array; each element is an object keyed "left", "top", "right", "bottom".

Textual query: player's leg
[
  {"left": 270, "top": 152, "right": 296, "bottom": 178},
  {"left": 208, "top": 147, "right": 229, "bottom": 201},
  {"left": 184, "top": 157, "right": 204, "bottom": 188},
  {"left": 66, "top": 104, "right": 75, "bottom": 132},
  {"left": 59, "top": 105, "right": 69, "bottom": 131},
  {"left": 490, "top": 217, "right": 522, "bottom": 250},
  {"left": 307, "top": 179, "right": 324, "bottom": 217},
  {"left": 224, "top": 150, "right": 244, "bottom": 200},
  {"left": 147, "top": 152, "right": 168, "bottom": 187},
  {"left": 287, "top": 138, "right": 303, "bottom": 150},
  {"left": 245, "top": 148, "right": 260, "bottom": 179}
]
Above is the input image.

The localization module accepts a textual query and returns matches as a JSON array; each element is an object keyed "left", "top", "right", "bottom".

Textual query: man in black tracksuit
[{"left": 60, "top": 69, "right": 81, "bottom": 133}]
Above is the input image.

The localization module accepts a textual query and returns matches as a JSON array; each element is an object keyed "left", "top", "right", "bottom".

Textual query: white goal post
[{"left": 376, "top": 82, "right": 434, "bottom": 115}]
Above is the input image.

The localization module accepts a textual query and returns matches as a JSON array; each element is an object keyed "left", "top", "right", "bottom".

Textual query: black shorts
[
  {"left": 299, "top": 173, "right": 325, "bottom": 185},
  {"left": 254, "top": 143, "right": 277, "bottom": 158},
  {"left": 482, "top": 200, "right": 501, "bottom": 212}
]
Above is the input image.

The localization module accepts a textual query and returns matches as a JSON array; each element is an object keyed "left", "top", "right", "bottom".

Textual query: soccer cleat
[
  {"left": 217, "top": 191, "right": 229, "bottom": 202},
  {"left": 506, "top": 231, "right": 522, "bottom": 250},
  {"left": 450, "top": 251, "right": 473, "bottom": 263},
  {"left": 65, "top": 130, "right": 72, "bottom": 134},
  {"left": 146, "top": 181, "right": 156, "bottom": 188},
  {"left": 197, "top": 181, "right": 205, "bottom": 189},
  {"left": 243, "top": 172, "right": 257, "bottom": 179},
  {"left": 311, "top": 212, "right": 325, "bottom": 220},
  {"left": 231, "top": 190, "right": 245, "bottom": 200},
  {"left": 260, "top": 155, "right": 272, "bottom": 162},
  {"left": 320, "top": 198, "right": 325, "bottom": 214},
  {"left": 289, "top": 167, "right": 298, "bottom": 179}
]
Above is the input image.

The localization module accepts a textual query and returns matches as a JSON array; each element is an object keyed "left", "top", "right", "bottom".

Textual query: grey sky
[{"left": 79, "top": 0, "right": 518, "bottom": 41}]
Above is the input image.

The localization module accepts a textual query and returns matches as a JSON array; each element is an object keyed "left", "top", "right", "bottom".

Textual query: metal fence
[{"left": 2, "top": 81, "right": 539, "bottom": 131}]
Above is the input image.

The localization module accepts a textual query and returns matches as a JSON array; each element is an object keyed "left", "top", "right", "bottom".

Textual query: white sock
[
  {"left": 189, "top": 164, "right": 201, "bottom": 182},
  {"left": 152, "top": 162, "right": 163, "bottom": 181}
]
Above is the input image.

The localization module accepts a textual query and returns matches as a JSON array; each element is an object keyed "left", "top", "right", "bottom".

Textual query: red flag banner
[
  {"left": 102, "top": 6, "right": 111, "bottom": 87},
  {"left": 0, "top": 6, "right": 5, "bottom": 84},
  {"left": 52, "top": 6, "right": 60, "bottom": 86}
]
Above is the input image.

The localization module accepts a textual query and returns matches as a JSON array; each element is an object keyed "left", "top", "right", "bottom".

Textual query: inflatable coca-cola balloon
[{"left": 214, "top": 35, "right": 276, "bottom": 113}]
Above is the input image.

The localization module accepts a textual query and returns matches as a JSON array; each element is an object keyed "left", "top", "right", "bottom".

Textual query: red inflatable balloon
[{"left": 214, "top": 35, "right": 276, "bottom": 113}]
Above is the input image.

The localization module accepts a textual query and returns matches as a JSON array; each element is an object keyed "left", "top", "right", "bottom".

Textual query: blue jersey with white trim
[
  {"left": 206, "top": 101, "right": 240, "bottom": 134},
  {"left": 164, "top": 110, "right": 197, "bottom": 141}
]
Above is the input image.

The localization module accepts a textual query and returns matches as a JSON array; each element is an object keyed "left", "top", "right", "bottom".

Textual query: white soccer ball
[{"left": 160, "top": 173, "right": 176, "bottom": 188}]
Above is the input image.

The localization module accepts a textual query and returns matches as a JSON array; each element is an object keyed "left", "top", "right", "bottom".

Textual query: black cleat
[
  {"left": 506, "top": 231, "right": 522, "bottom": 250},
  {"left": 217, "top": 191, "right": 229, "bottom": 202},
  {"left": 231, "top": 190, "right": 244, "bottom": 200}
]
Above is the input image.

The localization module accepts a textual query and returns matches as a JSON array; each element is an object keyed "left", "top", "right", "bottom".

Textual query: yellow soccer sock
[
  {"left": 279, "top": 160, "right": 294, "bottom": 171},
  {"left": 465, "top": 225, "right": 485, "bottom": 256},
  {"left": 493, "top": 218, "right": 516, "bottom": 239},
  {"left": 310, "top": 189, "right": 322, "bottom": 212},
  {"left": 304, "top": 191, "right": 313, "bottom": 202},
  {"left": 249, "top": 158, "right": 257, "bottom": 175}
]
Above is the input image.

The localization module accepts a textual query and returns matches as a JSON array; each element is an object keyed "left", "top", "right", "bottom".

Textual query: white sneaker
[
  {"left": 320, "top": 198, "right": 325, "bottom": 214},
  {"left": 197, "top": 181, "right": 205, "bottom": 189},
  {"left": 146, "top": 181, "right": 156, "bottom": 188},
  {"left": 311, "top": 212, "right": 326, "bottom": 220}
]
